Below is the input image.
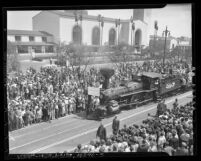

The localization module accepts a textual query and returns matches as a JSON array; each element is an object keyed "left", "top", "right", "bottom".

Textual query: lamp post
[{"left": 162, "top": 26, "right": 170, "bottom": 70}]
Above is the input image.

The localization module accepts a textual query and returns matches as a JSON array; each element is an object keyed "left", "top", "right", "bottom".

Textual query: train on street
[{"left": 89, "top": 72, "right": 193, "bottom": 120}]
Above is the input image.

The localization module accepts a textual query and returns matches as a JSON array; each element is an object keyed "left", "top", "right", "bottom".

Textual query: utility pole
[
  {"left": 162, "top": 26, "right": 170, "bottom": 70},
  {"left": 153, "top": 20, "right": 158, "bottom": 57}
]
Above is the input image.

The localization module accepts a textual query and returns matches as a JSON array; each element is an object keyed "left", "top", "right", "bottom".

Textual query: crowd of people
[
  {"left": 7, "top": 59, "right": 193, "bottom": 131},
  {"left": 72, "top": 100, "right": 194, "bottom": 155}
]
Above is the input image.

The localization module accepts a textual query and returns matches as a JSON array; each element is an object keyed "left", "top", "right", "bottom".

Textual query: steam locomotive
[{"left": 91, "top": 72, "right": 192, "bottom": 119}]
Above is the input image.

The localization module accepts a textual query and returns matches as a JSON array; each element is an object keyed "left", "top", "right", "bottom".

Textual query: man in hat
[
  {"left": 96, "top": 121, "right": 107, "bottom": 141},
  {"left": 112, "top": 115, "right": 120, "bottom": 135},
  {"left": 174, "top": 142, "right": 189, "bottom": 156},
  {"left": 156, "top": 99, "right": 164, "bottom": 117}
]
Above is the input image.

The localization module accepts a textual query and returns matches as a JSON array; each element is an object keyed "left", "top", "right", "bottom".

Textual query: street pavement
[{"left": 8, "top": 91, "right": 193, "bottom": 154}]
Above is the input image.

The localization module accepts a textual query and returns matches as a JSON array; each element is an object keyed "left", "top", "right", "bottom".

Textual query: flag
[{"left": 132, "top": 23, "right": 135, "bottom": 30}]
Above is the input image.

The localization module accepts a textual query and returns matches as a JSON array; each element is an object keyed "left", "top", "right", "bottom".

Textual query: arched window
[
  {"left": 72, "top": 25, "right": 82, "bottom": 44},
  {"left": 135, "top": 29, "right": 142, "bottom": 46},
  {"left": 92, "top": 27, "right": 100, "bottom": 45},
  {"left": 109, "top": 28, "right": 116, "bottom": 46}
]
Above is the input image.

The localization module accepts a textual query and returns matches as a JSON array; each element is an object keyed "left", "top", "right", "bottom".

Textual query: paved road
[{"left": 9, "top": 91, "right": 193, "bottom": 154}]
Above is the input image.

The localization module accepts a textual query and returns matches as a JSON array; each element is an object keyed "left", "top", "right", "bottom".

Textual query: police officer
[
  {"left": 96, "top": 121, "right": 107, "bottom": 141},
  {"left": 156, "top": 99, "right": 163, "bottom": 117},
  {"left": 112, "top": 115, "right": 120, "bottom": 135}
]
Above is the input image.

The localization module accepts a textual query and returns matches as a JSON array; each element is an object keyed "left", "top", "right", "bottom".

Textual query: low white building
[
  {"left": 7, "top": 30, "right": 56, "bottom": 54},
  {"left": 32, "top": 9, "right": 151, "bottom": 49}
]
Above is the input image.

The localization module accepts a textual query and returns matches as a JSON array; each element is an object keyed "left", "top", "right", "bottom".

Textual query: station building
[
  {"left": 7, "top": 9, "right": 151, "bottom": 56},
  {"left": 32, "top": 9, "right": 151, "bottom": 49}
]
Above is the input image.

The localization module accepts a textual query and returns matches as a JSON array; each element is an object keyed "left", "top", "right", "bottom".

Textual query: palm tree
[
  {"left": 97, "top": 14, "right": 101, "bottom": 46},
  {"left": 115, "top": 19, "right": 118, "bottom": 45},
  {"left": 79, "top": 12, "right": 83, "bottom": 45},
  {"left": 74, "top": 10, "right": 78, "bottom": 26},
  {"left": 101, "top": 16, "right": 104, "bottom": 46},
  {"left": 130, "top": 16, "right": 133, "bottom": 46},
  {"left": 118, "top": 18, "right": 121, "bottom": 45}
]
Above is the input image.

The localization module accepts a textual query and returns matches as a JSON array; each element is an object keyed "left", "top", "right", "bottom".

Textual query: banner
[{"left": 88, "top": 87, "right": 100, "bottom": 96}]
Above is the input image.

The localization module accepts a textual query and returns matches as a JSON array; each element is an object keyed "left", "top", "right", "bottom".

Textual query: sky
[{"left": 7, "top": 4, "right": 191, "bottom": 38}]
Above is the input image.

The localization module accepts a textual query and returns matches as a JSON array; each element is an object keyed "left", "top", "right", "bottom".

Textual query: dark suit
[
  {"left": 112, "top": 118, "right": 120, "bottom": 135},
  {"left": 96, "top": 125, "right": 107, "bottom": 141}
]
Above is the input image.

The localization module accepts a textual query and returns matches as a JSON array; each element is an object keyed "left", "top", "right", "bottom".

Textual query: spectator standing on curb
[{"left": 112, "top": 115, "right": 120, "bottom": 135}]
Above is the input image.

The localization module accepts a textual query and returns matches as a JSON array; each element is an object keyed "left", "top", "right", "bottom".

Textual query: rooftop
[
  {"left": 142, "top": 72, "right": 162, "bottom": 78},
  {"left": 7, "top": 30, "right": 53, "bottom": 36}
]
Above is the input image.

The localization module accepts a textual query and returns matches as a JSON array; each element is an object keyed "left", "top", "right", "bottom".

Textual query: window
[
  {"left": 15, "top": 36, "right": 21, "bottom": 42},
  {"left": 72, "top": 25, "right": 82, "bottom": 44},
  {"left": 29, "top": 36, "right": 35, "bottom": 42},
  {"left": 32, "top": 46, "right": 42, "bottom": 53},
  {"left": 17, "top": 45, "right": 28, "bottom": 53},
  {"left": 92, "top": 27, "right": 100, "bottom": 45},
  {"left": 42, "top": 37, "right": 47, "bottom": 42},
  {"left": 109, "top": 28, "right": 116, "bottom": 46},
  {"left": 45, "top": 46, "right": 54, "bottom": 53}
]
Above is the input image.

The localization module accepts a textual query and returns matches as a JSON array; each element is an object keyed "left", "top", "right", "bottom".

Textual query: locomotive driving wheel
[{"left": 130, "top": 94, "right": 139, "bottom": 108}]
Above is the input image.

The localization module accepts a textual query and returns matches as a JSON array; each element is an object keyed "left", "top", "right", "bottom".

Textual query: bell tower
[{"left": 133, "top": 9, "right": 151, "bottom": 24}]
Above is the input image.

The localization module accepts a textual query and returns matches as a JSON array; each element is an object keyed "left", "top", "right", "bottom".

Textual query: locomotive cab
[{"left": 141, "top": 72, "right": 162, "bottom": 90}]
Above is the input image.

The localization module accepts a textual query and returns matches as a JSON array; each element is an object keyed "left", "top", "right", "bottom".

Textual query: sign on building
[{"left": 88, "top": 87, "right": 100, "bottom": 96}]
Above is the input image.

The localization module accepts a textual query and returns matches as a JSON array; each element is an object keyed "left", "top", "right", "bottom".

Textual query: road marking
[
  {"left": 29, "top": 92, "right": 192, "bottom": 153},
  {"left": 9, "top": 121, "right": 92, "bottom": 151},
  {"left": 10, "top": 114, "right": 76, "bottom": 135}
]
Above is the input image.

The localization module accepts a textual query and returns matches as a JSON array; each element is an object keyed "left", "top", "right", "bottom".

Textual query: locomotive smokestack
[{"left": 100, "top": 68, "right": 114, "bottom": 89}]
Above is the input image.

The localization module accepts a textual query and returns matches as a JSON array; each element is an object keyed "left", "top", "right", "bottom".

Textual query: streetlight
[{"left": 162, "top": 26, "right": 170, "bottom": 70}]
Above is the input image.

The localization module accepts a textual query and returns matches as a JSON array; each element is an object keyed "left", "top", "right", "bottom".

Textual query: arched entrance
[
  {"left": 72, "top": 25, "right": 82, "bottom": 44},
  {"left": 92, "top": 27, "right": 100, "bottom": 45},
  {"left": 109, "top": 28, "right": 116, "bottom": 46},
  {"left": 134, "top": 29, "right": 142, "bottom": 46}
]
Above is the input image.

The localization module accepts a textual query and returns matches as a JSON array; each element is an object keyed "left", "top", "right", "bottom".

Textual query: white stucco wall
[
  {"left": 32, "top": 11, "right": 60, "bottom": 43},
  {"left": 35, "top": 36, "right": 42, "bottom": 42},
  {"left": 102, "top": 22, "right": 119, "bottom": 45},
  {"left": 8, "top": 35, "right": 15, "bottom": 42},
  {"left": 21, "top": 36, "right": 29, "bottom": 42},
  {"left": 60, "top": 17, "right": 120, "bottom": 45},
  {"left": 60, "top": 17, "right": 74, "bottom": 44},
  {"left": 170, "top": 39, "right": 178, "bottom": 49},
  {"left": 128, "top": 20, "right": 148, "bottom": 46}
]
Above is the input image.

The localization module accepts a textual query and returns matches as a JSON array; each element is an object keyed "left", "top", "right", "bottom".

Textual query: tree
[
  {"left": 108, "top": 42, "right": 133, "bottom": 78},
  {"left": 7, "top": 40, "right": 20, "bottom": 73},
  {"left": 57, "top": 43, "right": 95, "bottom": 81}
]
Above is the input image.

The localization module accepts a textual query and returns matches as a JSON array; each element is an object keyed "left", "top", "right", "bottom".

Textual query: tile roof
[
  {"left": 7, "top": 30, "right": 53, "bottom": 36},
  {"left": 11, "top": 41, "right": 56, "bottom": 46},
  {"left": 48, "top": 10, "right": 130, "bottom": 23}
]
